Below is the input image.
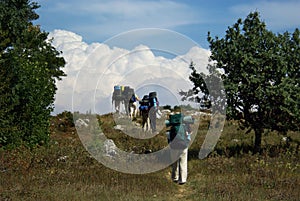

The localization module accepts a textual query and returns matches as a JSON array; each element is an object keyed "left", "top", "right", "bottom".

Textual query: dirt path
[
  {"left": 164, "top": 171, "right": 195, "bottom": 200},
  {"left": 175, "top": 181, "right": 195, "bottom": 200}
]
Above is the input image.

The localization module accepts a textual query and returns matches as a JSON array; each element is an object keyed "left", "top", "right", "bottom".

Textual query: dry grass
[{"left": 0, "top": 113, "right": 299, "bottom": 200}]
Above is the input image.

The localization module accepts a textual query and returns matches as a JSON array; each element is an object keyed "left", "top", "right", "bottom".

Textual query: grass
[{"left": 0, "top": 112, "right": 299, "bottom": 200}]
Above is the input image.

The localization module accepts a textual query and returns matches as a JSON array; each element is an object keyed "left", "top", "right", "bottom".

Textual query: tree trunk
[{"left": 254, "top": 128, "right": 262, "bottom": 154}]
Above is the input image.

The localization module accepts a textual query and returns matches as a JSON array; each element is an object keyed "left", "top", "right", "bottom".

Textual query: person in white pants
[
  {"left": 171, "top": 148, "right": 188, "bottom": 185},
  {"left": 128, "top": 93, "right": 140, "bottom": 119}
]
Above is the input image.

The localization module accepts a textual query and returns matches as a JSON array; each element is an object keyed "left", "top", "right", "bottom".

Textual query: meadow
[{"left": 0, "top": 112, "right": 299, "bottom": 201}]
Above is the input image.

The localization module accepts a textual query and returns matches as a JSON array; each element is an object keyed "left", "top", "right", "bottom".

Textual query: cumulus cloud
[{"left": 50, "top": 29, "right": 210, "bottom": 114}]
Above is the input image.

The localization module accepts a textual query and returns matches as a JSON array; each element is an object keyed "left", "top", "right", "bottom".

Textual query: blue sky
[
  {"left": 35, "top": 0, "right": 300, "bottom": 49},
  {"left": 32, "top": 0, "right": 300, "bottom": 114}
]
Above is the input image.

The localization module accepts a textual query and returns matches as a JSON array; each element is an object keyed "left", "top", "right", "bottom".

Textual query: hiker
[
  {"left": 123, "top": 86, "right": 134, "bottom": 116},
  {"left": 166, "top": 113, "right": 193, "bottom": 185},
  {"left": 128, "top": 93, "right": 140, "bottom": 120},
  {"left": 148, "top": 92, "right": 159, "bottom": 133},
  {"left": 171, "top": 123, "right": 191, "bottom": 185},
  {"left": 112, "top": 85, "right": 124, "bottom": 113},
  {"left": 139, "top": 95, "right": 151, "bottom": 132}
]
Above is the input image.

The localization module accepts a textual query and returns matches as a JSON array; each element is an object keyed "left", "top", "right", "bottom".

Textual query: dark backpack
[
  {"left": 139, "top": 95, "right": 150, "bottom": 111},
  {"left": 130, "top": 94, "right": 136, "bottom": 103},
  {"left": 142, "top": 95, "right": 149, "bottom": 101},
  {"left": 149, "top": 97, "right": 158, "bottom": 108},
  {"left": 148, "top": 92, "right": 158, "bottom": 108},
  {"left": 113, "top": 85, "right": 123, "bottom": 101}
]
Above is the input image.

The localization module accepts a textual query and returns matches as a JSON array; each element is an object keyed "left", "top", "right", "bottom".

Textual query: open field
[{"left": 0, "top": 112, "right": 299, "bottom": 201}]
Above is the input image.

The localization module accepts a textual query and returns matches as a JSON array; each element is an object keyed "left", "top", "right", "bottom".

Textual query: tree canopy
[
  {"left": 186, "top": 12, "right": 300, "bottom": 152},
  {"left": 0, "top": 0, "right": 66, "bottom": 147}
]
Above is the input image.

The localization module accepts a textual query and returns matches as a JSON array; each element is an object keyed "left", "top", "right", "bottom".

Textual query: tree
[
  {"left": 180, "top": 61, "right": 224, "bottom": 111},
  {"left": 0, "top": 0, "right": 65, "bottom": 147},
  {"left": 186, "top": 12, "right": 300, "bottom": 153}
]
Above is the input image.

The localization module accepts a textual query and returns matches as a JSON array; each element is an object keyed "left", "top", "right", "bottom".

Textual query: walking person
[
  {"left": 128, "top": 93, "right": 140, "bottom": 120},
  {"left": 112, "top": 85, "right": 123, "bottom": 114},
  {"left": 139, "top": 95, "right": 151, "bottom": 132},
  {"left": 166, "top": 113, "right": 193, "bottom": 185}
]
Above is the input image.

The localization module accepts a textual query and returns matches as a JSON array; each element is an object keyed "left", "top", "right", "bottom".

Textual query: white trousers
[
  {"left": 171, "top": 148, "right": 188, "bottom": 183},
  {"left": 129, "top": 102, "right": 138, "bottom": 119}
]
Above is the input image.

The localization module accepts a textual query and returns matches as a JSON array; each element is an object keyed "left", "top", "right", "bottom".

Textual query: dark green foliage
[
  {"left": 162, "top": 105, "right": 172, "bottom": 110},
  {"left": 55, "top": 111, "right": 75, "bottom": 132},
  {"left": 186, "top": 11, "right": 300, "bottom": 153},
  {"left": 0, "top": 0, "right": 65, "bottom": 147}
]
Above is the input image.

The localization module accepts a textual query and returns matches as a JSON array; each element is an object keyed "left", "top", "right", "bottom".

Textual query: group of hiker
[
  {"left": 112, "top": 85, "right": 134, "bottom": 115},
  {"left": 112, "top": 85, "right": 159, "bottom": 133},
  {"left": 112, "top": 85, "right": 194, "bottom": 185}
]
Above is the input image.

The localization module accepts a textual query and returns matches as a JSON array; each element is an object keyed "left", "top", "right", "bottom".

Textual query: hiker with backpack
[
  {"left": 112, "top": 85, "right": 124, "bottom": 114},
  {"left": 148, "top": 92, "right": 159, "bottom": 133},
  {"left": 128, "top": 93, "right": 140, "bottom": 120},
  {"left": 166, "top": 112, "right": 194, "bottom": 185},
  {"left": 122, "top": 86, "right": 134, "bottom": 116},
  {"left": 139, "top": 95, "right": 151, "bottom": 131}
]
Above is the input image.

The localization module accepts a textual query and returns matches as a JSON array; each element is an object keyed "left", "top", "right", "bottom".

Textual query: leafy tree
[
  {"left": 0, "top": 0, "right": 65, "bottom": 147},
  {"left": 186, "top": 12, "right": 300, "bottom": 153}
]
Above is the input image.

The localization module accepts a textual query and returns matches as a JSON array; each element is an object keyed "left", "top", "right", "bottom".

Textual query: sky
[
  {"left": 32, "top": 0, "right": 300, "bottom": 114},
  {"left": 35, "top": 0, "right": 300, "bottom": 49}
]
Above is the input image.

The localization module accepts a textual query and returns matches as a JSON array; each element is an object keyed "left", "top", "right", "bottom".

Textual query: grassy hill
[{"left": 0, "top": 112, "right": 299, "bottom": 201}]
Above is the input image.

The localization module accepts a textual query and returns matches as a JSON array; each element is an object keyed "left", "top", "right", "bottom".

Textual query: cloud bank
[{"left": 49, "top": 29, "right": 211, "bottom": 114}]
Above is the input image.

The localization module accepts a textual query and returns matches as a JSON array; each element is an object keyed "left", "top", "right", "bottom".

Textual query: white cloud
[
  {"left": 230, "top": 1, "right": 300, "bottom": 30},
  {"left": 50, "top": 29, "right": 210, "bottom": 114}
]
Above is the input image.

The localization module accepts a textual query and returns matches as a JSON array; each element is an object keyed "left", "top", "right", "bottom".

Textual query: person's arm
[
  {"left": 136, "top": 95, "right": 141, "bottom": 101},
  {"left": 185, "top": 124, "right": 192, "bottom": 141}
]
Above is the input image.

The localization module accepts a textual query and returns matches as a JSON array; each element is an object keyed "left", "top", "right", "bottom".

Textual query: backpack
[
  {"left": 166, "top": 113, "right": 192, "bottom": 150},
  {"left": 149, "top": 97, "right": 158, "bottom": 107},
  {"left": 113, "top": 85, "right": 123, "bottom": 101},
  {"left": 142, "top": 95, "right": 149, "bottom": 101},
  {"left": 139, "top": 95, "right": 150, "bottom": 111},
  {"left": 140, "top": 105, "right": 149, "bottom": 111},
  {"left": 130, "top": 94, "right": 136, "bottom": 103},
  {"left": 148, "top": 92, "right": 158, "bottom": 108},
  {"left": 123, "top": 87, "right": 134, "bottom": 102}
]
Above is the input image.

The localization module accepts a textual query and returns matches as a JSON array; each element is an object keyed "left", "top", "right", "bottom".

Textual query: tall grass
[{"left": 0, "top": 113, "right": 299, "bottom": 200}]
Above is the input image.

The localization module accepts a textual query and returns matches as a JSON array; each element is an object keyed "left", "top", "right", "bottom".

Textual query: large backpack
[
  {"left": 166, "top": 113, "right": 193, "bottom": 150},
  {"left": 123, "top": 86, "right": 134, "bottom": 102},
  {"left": 113, "top": 85, "right": 123, "bottom": 101},
  {"left": 139, "top": 95, "right": 150, "bottom": 111},
  {"left": 149, "top": 91, "right": 158, "bottom": 108}
]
